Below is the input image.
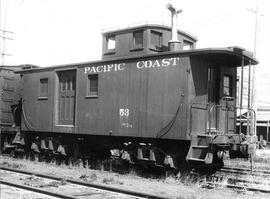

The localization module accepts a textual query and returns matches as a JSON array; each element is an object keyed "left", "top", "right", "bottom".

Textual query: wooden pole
[{"left": 267, "top": 120, "right": 269, "bottom": 142}]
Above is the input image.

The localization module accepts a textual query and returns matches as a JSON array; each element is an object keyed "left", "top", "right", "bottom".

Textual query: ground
[{"left": 0, "top": 156, "right": 270, "bottom": 199}]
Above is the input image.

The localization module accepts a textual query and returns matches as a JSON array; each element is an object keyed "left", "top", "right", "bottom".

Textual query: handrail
[{"left": 235, "top": 107, "right": 256, "bottom": 136}]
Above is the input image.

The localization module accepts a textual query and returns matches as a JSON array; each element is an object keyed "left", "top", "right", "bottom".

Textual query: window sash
[
  {"left": 39, "top": 78, "right": 48, "bottom": 97},
  {"left": 223, "top": 75, "right": 232, "bottom": 96},
  {"left": 87, "top": 74, "right": 98, "bottom": 96},
  {"left": 133, "top": 31, "right": 143, "bottom": 48},
  {"left": 151, "top": 31, "right": 162, "bottom": 48},
  {"left": 107, "top": 36, "right": 115, "bottom": 50}
]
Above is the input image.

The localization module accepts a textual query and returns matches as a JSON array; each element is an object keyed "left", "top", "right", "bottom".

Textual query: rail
[{"left": 0, "top": 166, "right": 166, "bottom": 199}]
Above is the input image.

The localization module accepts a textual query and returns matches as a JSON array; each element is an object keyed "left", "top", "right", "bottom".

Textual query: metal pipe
[
  {"left": 239, "top": 55, "right": 244, "bottom": 134},
  {"left": 166, "top": 4, "right": 182, "bottom": 51},
  {"left": 166, "top": 4, "right": 182, "bottom": 42}
]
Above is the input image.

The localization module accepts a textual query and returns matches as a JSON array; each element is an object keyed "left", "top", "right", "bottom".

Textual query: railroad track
[
  {"left": 0, "top": 166, "right": 167, "bottom": 199},
  {"left": 199, "top": 166, "right": 270, "bottom": 194},
  {"left": 222, "top": 166, "right": 270, "bottom": 176}
]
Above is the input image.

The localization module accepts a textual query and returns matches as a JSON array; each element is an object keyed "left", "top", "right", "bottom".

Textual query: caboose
[
  {"left": 0, "top": 6, "right": 258, "bottom": 170},
  {"left": 1, "top": 20, "right": 256, "bottom": 170}
]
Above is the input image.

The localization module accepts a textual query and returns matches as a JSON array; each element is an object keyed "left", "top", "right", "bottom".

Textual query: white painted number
[{"left": 119, "top": 109, "right": 129, "bottom": 117}]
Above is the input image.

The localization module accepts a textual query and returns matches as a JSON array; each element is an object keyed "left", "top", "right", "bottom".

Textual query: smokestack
[{"left": 166, "top": 4, "right": 182, "bottom": 51}]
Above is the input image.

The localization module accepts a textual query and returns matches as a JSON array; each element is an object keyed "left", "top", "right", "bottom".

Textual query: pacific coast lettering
[
  {"left": 84, "top": 63, "right": 125, "bottom": 74},
  {"left": 84, "top": 57, "right": 180, "bottom": 74},
  {"left": 136, "top": 57, "right": 179, "bottom": 69}
]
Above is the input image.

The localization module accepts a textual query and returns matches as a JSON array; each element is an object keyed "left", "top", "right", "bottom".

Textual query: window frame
[
  {"left": 103, "top": 35, "right": 116, "bottom": 55},
  {"left": 106, "top": 35, "right": 116, "bottom": 50},
  {"left": 86, "top": 74, "right": 99, "bottom": 98},
  {"left": 38, "top": 78, "right": 49, "bottom": 99},
  {"left": 223, "top": 74, "right": 233, "bottom": 97},
  {"left": 131, "top": 30, "right": 144, "bottom": 51}
]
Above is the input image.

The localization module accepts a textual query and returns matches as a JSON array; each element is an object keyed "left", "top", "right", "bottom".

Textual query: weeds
[
  {"left": 102, "top": 176, "right": 114, "bottom": 184},
  {"left": 102, "top": 176, "right": 124, "bottom": 185},
  {"left": 39, "top": 179, "right": 67, "bottom": 188},
  {"left": 0, "top": 160, "right": 23, "bottom": 169},
  {"left": 79, "top": 172, "right": 98, "bottom": 182}
]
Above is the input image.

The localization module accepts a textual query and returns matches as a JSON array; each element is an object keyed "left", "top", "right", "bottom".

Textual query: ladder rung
[{"left": 187, "top": 158, "right": 205, "bottom": 162}]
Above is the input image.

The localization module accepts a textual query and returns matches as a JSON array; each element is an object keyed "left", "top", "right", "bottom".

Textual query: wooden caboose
[{"left": 14, "top": 23, "right": 258, "bottom": 169}]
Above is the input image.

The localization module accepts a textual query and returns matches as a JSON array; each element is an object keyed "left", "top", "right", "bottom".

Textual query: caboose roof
[{"left": 16, "top": 47, "right": 258, "bottom": 74}]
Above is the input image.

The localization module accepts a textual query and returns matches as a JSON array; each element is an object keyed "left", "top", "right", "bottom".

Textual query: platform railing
[
  {"left": 208, "top": 104, "right": 256, "bottom": 136},
  {"left": 190, "top": 101, "right": 256, "bottom": 136},
  {"left": 208, "top": 104, "right": 235, "bottom": 135},
  {"left": 190, "top": 102, "right": 210, "bottom": 135},
  {"left": 236, "top": 107, "right": 256, "bottom": 136}
]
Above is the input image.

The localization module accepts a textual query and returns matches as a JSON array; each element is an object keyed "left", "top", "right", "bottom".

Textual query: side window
[
  {"left": 106, "top": 35, "right": 115, "bottom": 50},
  {"left": 87, "top": 74, "right": 98, "bottom": 97},
  {"left": 223, "top": 75, "right": 232, "bottom": 97},
  {"left": 150, "top": 30, "right": 162, "bottom": 50},
  {"left": 39, "top": 78, "right": 48, "bottom": 98},
  {"left": 132, "top": 30, "right": 143, "bottom": 49}
]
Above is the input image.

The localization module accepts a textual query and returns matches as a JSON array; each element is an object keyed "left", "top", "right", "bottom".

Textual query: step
[
  {"left": 138, "top": 159, "right": 156, "bottom": 165},
  {"left": 4, "top": 145, "right": 16, "bottom": 149},
  {"left": 197, "top": 134, "right": 212, "bottom": 137},
  {"left": 187, "top": 158, "right": 205, "bottom": 162},
  {"left": 192, "top": 146, "right": 208, "bottom": 149}
]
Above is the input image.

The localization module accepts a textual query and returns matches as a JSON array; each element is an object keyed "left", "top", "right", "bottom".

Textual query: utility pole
[
  {"left": 0, "top": 0, "right": 13, "bottom": 65},
  {"left": 0, "top": 29, "right": 13, "bottom": 64},
  {"left": 247, "top": 0, "right": 263, "bottom": 109},
  {"left": 0, "top": 0, "right": 13, "bottom": 155},
  {"left": 247, "top": 0, "right": 263, "bottom": 137}
]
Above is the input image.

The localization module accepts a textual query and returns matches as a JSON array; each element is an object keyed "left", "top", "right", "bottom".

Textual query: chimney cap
[{"left": 166, "top": 3, "right": 182, "bottom": 14}]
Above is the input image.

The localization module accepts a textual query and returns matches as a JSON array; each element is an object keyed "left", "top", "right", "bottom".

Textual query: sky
[{"left": 0, "top": 0, "right": 269, "bottom": 69}]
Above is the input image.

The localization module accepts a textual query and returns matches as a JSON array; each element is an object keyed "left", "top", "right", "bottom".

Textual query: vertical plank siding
[{"left": 21, "top": 55, "right": 190, "bottom": 140}]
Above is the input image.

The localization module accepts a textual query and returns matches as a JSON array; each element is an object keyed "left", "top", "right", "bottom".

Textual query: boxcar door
[{"left": 58, "top": 70, "right": 76, "bottom": 125}]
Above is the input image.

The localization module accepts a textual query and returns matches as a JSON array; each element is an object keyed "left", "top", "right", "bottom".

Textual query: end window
[
  {"left": 87, "top": 74, "right": 98, "bottom": 97},
  {"left": 223, "top": 75, "right": 232, "bottom": 96},
  {"left": 39, "top": 78, "right": 48, "bottom": 98}
]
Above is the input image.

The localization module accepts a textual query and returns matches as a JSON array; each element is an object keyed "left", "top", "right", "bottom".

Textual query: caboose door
[
  {"left": 58, "top": 70, "right": 76, "bottom": 125},
  {"left": 207, "top": 67, "right": 218, "bottom": 131}
]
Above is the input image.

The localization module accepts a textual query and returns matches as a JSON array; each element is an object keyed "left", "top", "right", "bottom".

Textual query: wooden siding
[
  {"left": 21, "top": 71, "right": 54, "bottom": 132},
  {"left": 76, "top": 55, "right": 189, "bottom": 140},
  {"left": 0, "top": 69, "right": 21, "bottom": 126},
  {"left": 20, "top": 51, "right": 238, "bottom": 140}
]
